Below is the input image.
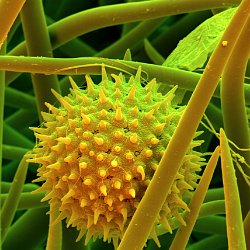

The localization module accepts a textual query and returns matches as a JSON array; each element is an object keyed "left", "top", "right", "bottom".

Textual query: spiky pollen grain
[{"left": 28, "top": 68, "right": 204, "bottom": 248}]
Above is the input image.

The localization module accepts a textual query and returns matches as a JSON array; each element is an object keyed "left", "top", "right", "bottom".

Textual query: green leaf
[{"left": 163, "top": 8, "right": 237, "bottom": 71}]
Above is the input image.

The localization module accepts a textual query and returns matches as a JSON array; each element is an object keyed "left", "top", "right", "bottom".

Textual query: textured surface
[{"left": 28, "top": 67, "right": 204, "bottom": 248}]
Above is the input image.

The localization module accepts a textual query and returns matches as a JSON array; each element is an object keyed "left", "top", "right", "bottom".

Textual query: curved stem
[
  {"left": 20, "top": 0, "right": 60, "bottom": 121},
  {"left": 0, "top": 56, "right": 250, "bottom": 104},
  {"left": 1, "top": 156, "right": 28, "bottom": 242},
  {"left": 221, "top": 16, "right": 250, "bottom": 217},
  {"left": 220, "top": 129, "right": 246, "bottom": 250},
  {"left": 0, "top": 0, "right": 26, "bottom": 49}
]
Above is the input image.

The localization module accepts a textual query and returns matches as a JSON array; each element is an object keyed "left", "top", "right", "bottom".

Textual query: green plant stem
[
  {"left": 1, "top": 192, "right": 47, "bottom": 210},
  {"left": 5, "top": 86, "right": 36, "bottom": 110},
  {"left": 221, "top": 16, "right": 250, "bottom": 218},
  {"left": 186, "top": 235, "right": 227, "bottom": 250},
  {"left": 1, "top": 156, "right": 28, "bottom": 242},
  {"left": 97, "top": 18, "right": 165, "bottom": 58},
  {"left": 1, "top": 181, "right": 39, "bottom": 193},
  {"left": 20, "top": 0, "right": 60, "bottom": 121},
  {"left": 144, "top": 39, "right": 165, "bottom": 65},
  {"left": 2, "top": 144, "right": 31, "bottom": 161},
  {"left": 3, "top": 123, "right": 34, "bottom": 148},
  {"left": 0, "top": 0, "right": 26, "bottom": 49},
  {"left": 169, "top": 147, "right": 220, "bottom": 250},
  {"left": 203, "top": 187, "right": 224, "bottom": 202},
  {"left": 244, "top": 210, "right": 250, "bottom": 249},
  {"left": 5, "top": 0, "right": 239, "bottom": 85},
  {"left": 220, "top": 128, "right": 246, "bottom": 250},
  {"left": 0, "top": 40, "right": 6, "bottom": 205},
  {"left": 1, "top": 56, "right": 250, "bottom": 104},
  {"left": 5, "top": 109, "right": 38, "bottom": 130},
  {"left": 118, "top": 1, "right": 250, "bottom": 248},
  {"left": 46, "top": 202, "right": 62, "bottom": 250},
  {"left": 193, "top": 215, "right": 226, "bottom": 235},
  {"left": 2, "top": 207, "right": 49, "bottom": 250}
]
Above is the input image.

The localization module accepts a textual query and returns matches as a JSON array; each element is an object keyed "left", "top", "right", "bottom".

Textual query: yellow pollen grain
[
  {"left": 84, "top": 178, "right": 92, "bottom": 186},
  {"left": 130, "top": 133, "right": 137, "bottom": 144},
  {"left": 129, "top": 188, "right": 136, "bottom": 198},
  {"left": 89, "top": 150, "right": 95, "bottom": 156},
  {"left": 113, "top": 180, "right": 121, "bottom": 189},
  {"left": 100, "top": 185, "right": 107, "bottom": 196}
]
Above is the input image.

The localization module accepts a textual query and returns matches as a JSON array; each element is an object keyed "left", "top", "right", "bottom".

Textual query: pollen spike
[
  {"left": 150, "top": 227, "right": 161, "bottom": 248},
  {"left": 57, "top": 137, "right": 71, "bottom": 145},
  {"left": 85, "top": 75, "right": 95, "bottom": 95},
  {"left": 115, "top": 107, "right": 123, "bottom": 121},
  {"left": 41, "top": 112, "right": 54, "bottom": 122},
  {"left": 76, "top": 228, "right": 86, "bottom": 242},
  {"left": 100, "top": 185, "right": 107, "bottom": 196},
  {"left": 131, "top": 106, "right": 139, "bottom": 116},
  {"left": 61, "top": 189, "right": 75, "bottom": 202},
  {"left": 131, "top": 119, "right": 138, "bottom": 127},
  {"left": 137, "top": 165, "right": 145, "bottom": 180},
  {"left": 129, "top": 133, "right": 138, "bottom": 144},
  {"left": 120, "top": 208, "right": 127, "bottom": 224},
  {"left": 51, "top": 89, "right": 73, "bottom": 111},
  {"left": 154, "top": 123, "right": 166, "bottom": 134},
  {"left": 129, "top": 188, "right": 136, "bottom": 198},
  {"left": 30, "top": 127, "right": 47, "bottom": 134},
  {"left": 161, "top": 216, "right": 172, "bottom": 233},
  {"left": 69, "top": 76, "right": 79, "bottom": 91},
  {"left": 47, "top": 162, "right": 60, "bottom": 170},
  {"left": 135, "top": 66, "right": 142, "bottom": 82},
  {"left": 94, "top": 137, "right": 104, "bottom": 146},
  {"left": 94, "top": 209, "right": 101, "bottom": 224},
  {"left": 102, "top": 64, "right": 108, "bottom": 82},
  {"left": 81, "top": 113, "right": 91, "bottom": 125},
  {"left": 99, "top": 88, "right": 107, "bottom": 104},
  {"left": 45, "top": 102, "right": 59, "bottom": 114},
  {"left": 35, "top": 134, "right": 52, "bottom": 141},
  {"left": 113, "top": 180, "right": 121, "bottom": 189},
  {"left": 127, "top": 84, "right": 136, "bottom": 100},
  {"left": 145, "top": 78, "right": 156, "bottom": 91},
  {"left": 145, "top": 109, "right": 155, "bottom": 120},
  {"left": 111, "top": 74, "right": 122, "bottom": 87}
]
